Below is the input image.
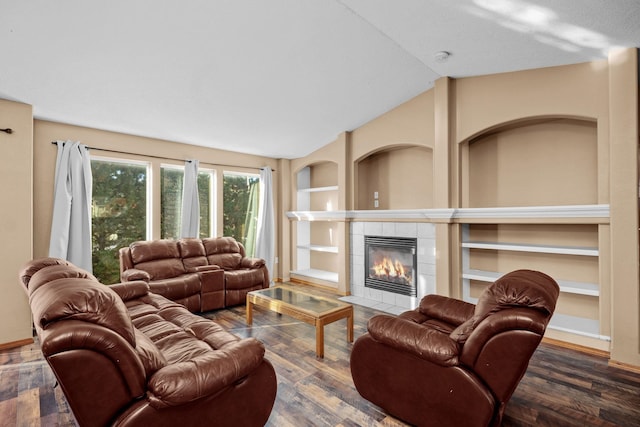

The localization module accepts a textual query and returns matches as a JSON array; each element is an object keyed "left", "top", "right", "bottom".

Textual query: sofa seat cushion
[
  {"left": 147, "top": 274, "right": 201, "bottom": 300},
  {"left": 134, "top": 258, "right": 186, "bottom": 280},
  {"left": 224, "top": 269, "right": 265, "bottom": 290},
  {"left": 124, "top": 294, "right": 183, "bottom": 320},
  {"left": 128, "top": 295, "right": 244, "bottom": 366},
  {"left": 134, "top": 328, "right": 168, "bottom": 377}
]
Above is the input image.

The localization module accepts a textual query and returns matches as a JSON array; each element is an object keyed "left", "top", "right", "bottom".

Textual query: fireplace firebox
[{"left": 364, "top": 235, "right": 417, "bottom": 297}]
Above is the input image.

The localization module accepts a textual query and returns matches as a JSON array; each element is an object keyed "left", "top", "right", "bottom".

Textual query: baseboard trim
[
  {"left": 608, "top": 359, "right": 640, "bottom": 374},
  {"left": 542, "top": 336, "right": 610, "bottom": 358},
  {"left": 288, "top": 278, "right": 347, "bottom": 296},
  {"left": 0, "top": 338, "right": 34, "bottom": 351}
]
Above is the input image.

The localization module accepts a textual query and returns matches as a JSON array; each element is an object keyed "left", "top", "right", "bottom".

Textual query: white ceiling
[{"left": 1, "top": 0, "right": 639, "bottom": 159}]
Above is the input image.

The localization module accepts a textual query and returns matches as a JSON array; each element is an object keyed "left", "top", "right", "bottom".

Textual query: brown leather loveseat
[
  {"left": 350, "top": 269, "right": 559, "bottom": 427},
  {"left": 19, "top": 257, "right": 277, "bottom": 427},
  {"left": 119, "top": 236, "right": 269, "bottom": 312}
]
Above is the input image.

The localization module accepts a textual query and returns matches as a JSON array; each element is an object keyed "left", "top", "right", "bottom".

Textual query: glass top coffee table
[{"left": 246, "top": 286, "right": 354, "bottom": 358}]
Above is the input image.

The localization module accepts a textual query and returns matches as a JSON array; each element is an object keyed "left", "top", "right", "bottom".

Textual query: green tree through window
[
  {"left": 161, "top": 167, "right": 183, "bottom": 239},
  {"left": 198, "top": 172, "right": 212, "bottom": 238},
  {"left": 223, "top": 173, "right": 259, "bottom": 254},
  {"left": 91, "top": 159, "right": 148, "bottom": 284}
]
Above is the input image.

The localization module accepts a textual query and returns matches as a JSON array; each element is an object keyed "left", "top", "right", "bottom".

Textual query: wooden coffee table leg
[
  {"left": 347, "top": 308, "right": 354, "bottom": 343},
  {"left": 246, "top": 297, "right": 253, "bottom": 325},
  {"left": 316, "top": 322, "right": 324, "bottom": 358}
]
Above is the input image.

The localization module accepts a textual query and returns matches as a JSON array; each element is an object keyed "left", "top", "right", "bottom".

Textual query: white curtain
[
  {"left": 49, "top": 140, "right": 93, "bottom": 272},
  {"left": 255, "top": 166, "right": 275, "bottom": 284},
  {"left": 180, "top": 159, "right": 200, "bottom": 238}
]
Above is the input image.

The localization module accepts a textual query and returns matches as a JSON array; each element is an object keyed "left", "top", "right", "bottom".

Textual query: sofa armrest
[
  {"left": 367, "top": 314, "right": 460, "bottom": 367},
  {"left": 186, "top": 265, "right": 221, "bottom": 273},
  {"left": 240, "top": 257, "right": 265, "bottom": 269},
  {"left": 110, "top": 281, "right": 150, "bottom": 302},
  {"left": 147, "top": 338, "right": 266, "bottom": 408},
  {"left": 121, "top": 268, "right": 151, "bottom": 282}
]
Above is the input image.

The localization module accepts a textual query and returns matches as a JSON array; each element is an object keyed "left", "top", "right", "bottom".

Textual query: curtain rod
[{"left": 50, "top": 141, "right": 274, "bottom": 171}]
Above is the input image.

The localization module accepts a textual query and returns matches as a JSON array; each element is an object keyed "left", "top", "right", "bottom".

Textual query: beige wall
[
  {"left": 466, "top": 119, "right": 598, "bottom": 207},
  {"left": 0, "top": 99, "right": 33, "bottom": 347},
  {"left": 288, "top": 49, "right": 640, "bottom": 368}
]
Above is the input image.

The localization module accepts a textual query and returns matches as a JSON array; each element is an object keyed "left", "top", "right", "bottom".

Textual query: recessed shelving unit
[
  {"left": 289, "top": 164, "right": 340, "bottom": 286},
  {"left": 461, "top": 241, "right": 599, "bottom": 257},
  {"left": 298, "top": 185, "right": 339, "bottom": 193},
  {"left": 296, "top": 244, "right": 339, "bottom": 253},
  {"left": 461, "top": 220, "right": 608, "bottom": 344}
]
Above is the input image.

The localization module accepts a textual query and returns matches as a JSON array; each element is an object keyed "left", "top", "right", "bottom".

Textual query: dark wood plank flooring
[{"left": 1, "top": 283, "right": 639, "bottom": 426}]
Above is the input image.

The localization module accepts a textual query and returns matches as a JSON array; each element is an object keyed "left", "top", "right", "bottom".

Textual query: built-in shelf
[
  {"left": 287, "top": 211, "right": 347, "bottom": 221},
  {"left": 548, "top": 313, "right": 610, "bottom": 341},
  {"left": 462, "top": 269, "right": 599, "bottom": 297},
  {"left": 461, "top": 221, "right": 606, "bottom": 346},
  {"left": 463, "top": 292, "right": 609, "bottom": 341},
  {"left": 296, "top": 244, "right": 339, "bottom": 253},
  {"left": 461, "top": 241, "right": 599, "bottom": 256},
  {"left": 290, "top": 268, "right": 339, "bottom": 283},
  {"left": 292, "top": 165, "right": 340, "bottom": 288},
  {"left": 297, "top": 185, "right": 339, "bottom": 193}
]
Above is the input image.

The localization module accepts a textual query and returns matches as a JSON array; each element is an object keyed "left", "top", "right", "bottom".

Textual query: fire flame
[{"left": 371, "top": 256, "right": 409, "bottom": 281}]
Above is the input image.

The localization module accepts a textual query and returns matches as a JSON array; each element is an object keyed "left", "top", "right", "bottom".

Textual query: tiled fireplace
[{"left": 349, "top": 221, "right": 436, "bottom": 310}]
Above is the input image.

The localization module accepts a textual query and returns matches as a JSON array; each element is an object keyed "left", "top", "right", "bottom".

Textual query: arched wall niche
[
  {"left": 293, "top": 160, "right": 339, "bottom": 210},
  {"left": 293, "top": 160, "right": 338, "bottom": 193},
  {"left": 459, "top": 116, "right": 598, "bottom": 208},
  {"left": 355, "top": 143, "right": 433, "bottom": 210}
]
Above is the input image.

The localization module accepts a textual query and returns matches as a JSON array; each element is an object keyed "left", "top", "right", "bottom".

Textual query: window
[
  {"left": 223, "top": 172, "right": 260, "bottom": 255},
  {"left": 91, "top": 159, "right": 149, "bottom": 284},
  {"left": 160, "top": 166, "right": 183, "bottom": 239},
  {"left": 161, "top": 165, "right": 216, "bottom": 239},
  {"left": 198, "top": 170, "right": 214, "bottom": 238}
]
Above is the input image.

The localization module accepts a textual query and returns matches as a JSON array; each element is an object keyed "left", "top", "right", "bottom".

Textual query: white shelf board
[
  {"left": 463, "top": 269, "right": 599, "bottom": 297},
  {"left": 286, "top": 210, "right": 348, "bottom": 221},
  {"left": 298, "top": 185, "right": 338, "bottom": 193},
  {"left": 290, "top": 268, "right": 338, "bottom": 283},
  {"left": 454, "top": 204, "right": 609, "bottom": 219},
  {"left": 297, "top": 244, "right": 339, "bottom": 253},
  {"left": 462, "top": 241, "right": 598, "bottom": 256},
  {"left": 462, "top": 295, "right": 608, "bottom": 341},
  {"left": 548, "top": 313, "right": 609, "bottom": 341}
]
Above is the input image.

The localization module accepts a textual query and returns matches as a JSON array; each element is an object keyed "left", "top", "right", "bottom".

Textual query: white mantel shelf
[{"left": 287, "top": 205, "right": 610, "bottom": 222}]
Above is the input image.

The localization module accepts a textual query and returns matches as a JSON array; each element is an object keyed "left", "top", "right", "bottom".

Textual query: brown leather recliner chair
[
  {"left": 350, "top": 269, "right": 559, "bottom": 427},
  {"left": 19, "top": 257, "right": 277, "bottom": 427}
]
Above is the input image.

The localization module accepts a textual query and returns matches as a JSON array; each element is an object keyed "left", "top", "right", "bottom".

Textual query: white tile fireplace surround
[{"left": 342, "top": 221, "right": 436, "bottom": 315}]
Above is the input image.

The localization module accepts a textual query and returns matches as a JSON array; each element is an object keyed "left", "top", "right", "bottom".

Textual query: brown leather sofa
[
  {"left": 119, "top": 237, "right": 269, "bottom": 312},
  {"left": 350, "top": 269, "right": 559, "bottom": 427},
  {"left": 19, "top": 257, "right": 277, "bottom": 427}
]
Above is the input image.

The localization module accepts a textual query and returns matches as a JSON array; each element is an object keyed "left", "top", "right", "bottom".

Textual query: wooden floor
[{"left": 1, "top": 283, "right": 640, "bottom": 426}]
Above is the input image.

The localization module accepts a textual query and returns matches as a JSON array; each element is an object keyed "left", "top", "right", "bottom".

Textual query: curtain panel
[
  {"left": 180, "top": 159, "right": 200, "bottom": 238},
  {"left": 255, "top": 167, "right": 275, "bottom": 284},
  {"left": 49, "top": 140, "right": 93, "bottom": 272}
]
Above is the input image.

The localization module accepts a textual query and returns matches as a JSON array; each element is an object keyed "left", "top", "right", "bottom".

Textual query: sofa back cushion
[
  {"left": 450, "top": 269, "right": 559, "bottom": 345},
  {"left": 474, "top": 269, "right": 559, "bottom": 319},
  {"left": 30, "top": 276, "right": 136, "bottom": 347},
  {"left": 19, "top": 257, "right": 72, "bottom": 292},
  {"left": 202, "top": 237, "right": 243, "bottom": 269},
  {"left": 129, "top": 240, "right": 186, "bottom": 279},
  {"left": 24, "top": 262, "right": 96, "bottom": 295},
  {"left": 178, "top": 238, "right": 209, "bottom": 270}
]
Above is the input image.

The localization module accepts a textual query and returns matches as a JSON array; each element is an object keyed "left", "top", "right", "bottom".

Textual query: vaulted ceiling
[{"left": 1, "top": 0, "right": 639, "bottom": 158}]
